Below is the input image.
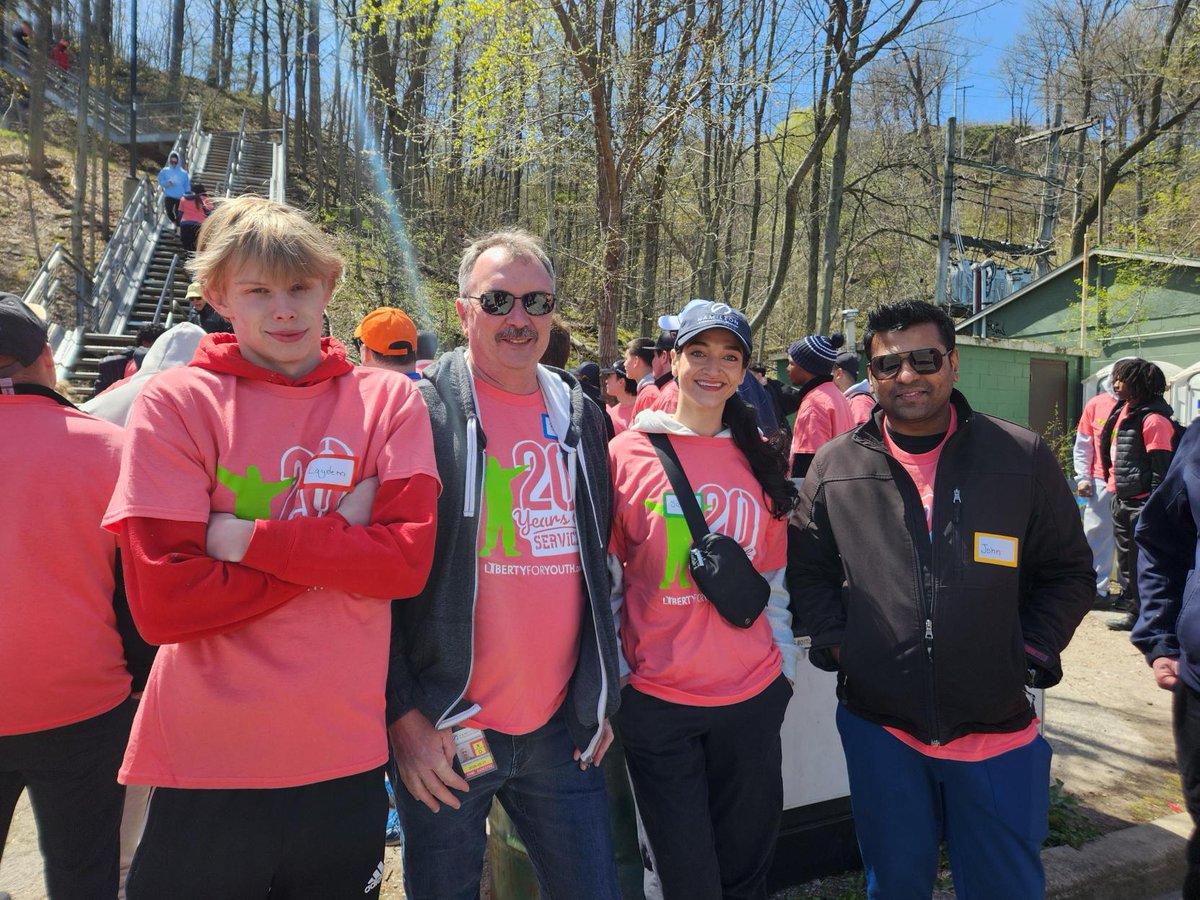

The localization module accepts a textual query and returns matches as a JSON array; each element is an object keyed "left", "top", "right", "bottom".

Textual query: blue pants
[
  {"left": 394, "top": 710, "right": 621, "bottom": 900},
  {"left": 836, "top": 705, "right": 1050, "bottom": 900}
]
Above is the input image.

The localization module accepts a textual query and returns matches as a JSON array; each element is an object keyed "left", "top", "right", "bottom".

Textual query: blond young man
[{"left": 105, "top": 197, "right": 440, "bottom": 899}]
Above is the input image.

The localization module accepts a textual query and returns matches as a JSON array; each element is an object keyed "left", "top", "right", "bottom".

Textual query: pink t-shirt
[
  {"left": 847, "top": 390, "right": 875, "bottom": 425},
  {"left": 1105, "top": 404, "right": 1176, "bottom": 495},
  {"left": 609, "top": 430, "right": 786, "bottom": 706},
  {"left": 464, "top": 378, "right": 586, "bottom": 734},
  {"left": 103, "top": 366, "right": 439, "bottom": 788},
  {"left": 1078, "top": 392, "right": 1118, "bottom": 479},
  {"left": 608, "top": 401, "right": 635, "bottom": 435},
  {"left": 791, "top": 381, "right": 855, "bottom": 458},
  {"left": 881, "top": 407, "right": 1038, "bottom": 761},
  {"left": 0, "top": 396, "right": 130, "bottom": 735},
  {"left": 652, "top": 379, "right": 679, "bottom": 414},
  {"left": 633, "top": 382, "right": 661, "bottom": 418}
]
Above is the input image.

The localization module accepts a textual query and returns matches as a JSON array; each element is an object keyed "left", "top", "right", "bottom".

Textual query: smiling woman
[{"left": 607, "top": 301, "right": 799, "bottom": 899}]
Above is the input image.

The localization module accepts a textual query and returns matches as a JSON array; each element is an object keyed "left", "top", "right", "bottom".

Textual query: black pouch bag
[{"left": 647, "top": 432, "right": 770, "bottom": 628}]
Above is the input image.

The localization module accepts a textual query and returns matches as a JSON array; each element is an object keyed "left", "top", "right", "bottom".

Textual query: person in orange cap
[{"left": 354, "top": 307, "right": 420, "bottom": 379}]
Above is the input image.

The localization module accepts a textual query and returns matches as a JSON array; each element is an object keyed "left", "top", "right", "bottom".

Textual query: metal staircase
[
  {"left": 31, "top": 111, "right": 288, "bottom": 396},
  {"left": 0, "top": 44, "right": 184, "bottom": 143}
]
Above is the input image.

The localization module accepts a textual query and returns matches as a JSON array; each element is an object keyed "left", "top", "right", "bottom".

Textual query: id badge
[{"left": 453, "top": 727, "right": 497, "bottom": 780}]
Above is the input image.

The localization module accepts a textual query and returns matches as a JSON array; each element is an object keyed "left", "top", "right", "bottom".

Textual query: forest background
[{"left": 7, "top": 0, "right": 1199, "bottom": 362}]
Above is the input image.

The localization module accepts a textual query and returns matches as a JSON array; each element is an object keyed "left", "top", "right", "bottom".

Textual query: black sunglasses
[
  {"left": 868, "top": 347, "right": 947, "bottom": 380},
  {"left": 463, "top": 290, "right": 557, "bottom": 317}
]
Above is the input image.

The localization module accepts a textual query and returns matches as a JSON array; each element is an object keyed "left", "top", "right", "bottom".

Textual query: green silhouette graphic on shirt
[
  {"left": 645, "top": 491, "right": 708, "bottom": 590},
  {"left": 216, "top": 464, "right": 295, "bottom": 520},
  {"left": 479, "top": 458, "right": 528, "bottom": 557}
]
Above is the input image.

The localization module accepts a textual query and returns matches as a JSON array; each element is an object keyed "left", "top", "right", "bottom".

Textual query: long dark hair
[{"left": 722, "top": 394, "right": 797, "bottom": 519}]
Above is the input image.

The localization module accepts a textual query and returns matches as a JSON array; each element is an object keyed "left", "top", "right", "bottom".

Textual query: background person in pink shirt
[
  {"left": 1098, "top": 358, "right": 1181, "bottom": 631},
  {"left": 105, "top": 197, "right": 441, "bottom": 900},
  {"left": 386, "top": 229, "right": 622, "bottom": 900},
  {"left": 831, "top": 349, "right": 875, "bottom": 425},
  {"left": 602, "top": 359, "right": 637, "bottom": 435},
  {"left": 0, "top": 295, "right": 154, "bottom": 900},
  {"left": 609, "top": 302, "right": 797, "bottom": 899},
  {"left": 786, "top": 331, "right": 854, "bottom": 478}
]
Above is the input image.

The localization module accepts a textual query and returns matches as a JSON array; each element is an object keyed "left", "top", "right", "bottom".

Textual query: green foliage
[
  {"left": 1046, "top": 778, "right": 1103, "bottom": 849},
  {"left": 1063, "top": 257, "right": 1164, "bottom": 347}
]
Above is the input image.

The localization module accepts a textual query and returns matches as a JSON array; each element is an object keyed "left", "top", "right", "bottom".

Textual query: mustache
[{"left": 496, "top": 326, "right": 538, "bottom": 341}]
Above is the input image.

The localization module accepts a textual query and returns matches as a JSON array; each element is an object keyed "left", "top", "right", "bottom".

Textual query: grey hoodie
[{"left": 386, "top": 348, "right": 620, "bottom": 759}]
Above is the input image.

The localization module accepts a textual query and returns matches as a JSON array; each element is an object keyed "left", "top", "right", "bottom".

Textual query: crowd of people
[{"left": 2, "top": 193, "right": 1197, "bottom": 900}]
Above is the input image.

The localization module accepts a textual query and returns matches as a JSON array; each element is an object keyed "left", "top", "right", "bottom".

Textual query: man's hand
[
  {"left": 1077, "top": 479, "right": 1094, "bottom": 498},
  {"left": 206, "top": 513, "right": 255, "bottom": 562},
  {"left": 830, "top": 645, "right": 841, "bottom": 663},
  {"left": 337, "top": 476, "right": 379, "bottom": 527},
  {"left": 1153, "top": 656, "right": 1180, "bottom": 691},
  {"left": 574, "top": 718, "right": 614, "bottom": 769},
  {"left": 388, "top": 709, "right": 469, "bottom": 813}
]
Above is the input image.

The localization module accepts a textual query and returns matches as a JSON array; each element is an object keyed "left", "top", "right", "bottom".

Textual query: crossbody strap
[{"left": 647, "top": 432, "right": 710, "bottom": 542}]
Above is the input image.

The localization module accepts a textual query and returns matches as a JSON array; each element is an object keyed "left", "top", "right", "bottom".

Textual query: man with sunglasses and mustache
[
  {"left": 386, "top": 229, "right": 622, "bottom": 900},
  {"left": 789, "top": 300, "right": 1092, "bottom": 899}
]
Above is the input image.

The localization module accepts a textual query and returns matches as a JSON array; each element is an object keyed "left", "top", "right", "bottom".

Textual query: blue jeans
[
  {"left": 837, "top": 704, "right": 1050, "bottom": 900},
  {"left": 394, "top": 710, "right": 621, "bottom": 900}
]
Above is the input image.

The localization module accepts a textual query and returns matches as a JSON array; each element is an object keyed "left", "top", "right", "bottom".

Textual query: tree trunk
[
  {"left": 819, "top": 83, "right": 853, "bottom": 333},
  {"left": 207, "top": 0, "right": 221, "bottom": 87},
  {"left": 28, "top": 0, "right": 49, "bottom": 179},
  {"left": 72, "top": 0, "right": 91, "bottom": 302},
  {"left": 307, "top": 0, "right": 322, "bottom": 209},
  {"left": 260, "top": 0, "right": 270, "bottom": 127},
  {"left": 168, "top": 0, "right": 184, "bottom": 96}
]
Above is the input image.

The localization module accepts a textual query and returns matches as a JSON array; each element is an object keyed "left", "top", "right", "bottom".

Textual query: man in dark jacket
[
  {"left": 1132, "top": 419, "right": 1200, "bottom": 899},
  {"left": 386, "top": 229, "right": 622, "bottom": 900},
  {"left": 789, "top": 300, "right": 1093, "bottom": 899}
]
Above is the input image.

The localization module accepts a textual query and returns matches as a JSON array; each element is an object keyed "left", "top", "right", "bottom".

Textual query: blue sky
[{"left": 952, "top": 0, "right": 1032, "bottom": 124}]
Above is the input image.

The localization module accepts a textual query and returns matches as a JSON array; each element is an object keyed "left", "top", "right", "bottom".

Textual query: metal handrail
[
  {"left": 224, "top": 109, "right": 248, "bottom": 197},
  {"left": 151, "top": 253, "right": 179, "bottom": 326}
]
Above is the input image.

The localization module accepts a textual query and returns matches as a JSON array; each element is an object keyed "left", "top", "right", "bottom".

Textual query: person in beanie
[
  {"left": 832, "top": 350, "right": 874, "bottom": 425},
  {"left": 786, "top": 333, "right": 854, "bottom": 478}
]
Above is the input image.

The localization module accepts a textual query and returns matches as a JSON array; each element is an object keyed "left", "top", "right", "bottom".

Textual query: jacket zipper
[
  {"left": 573, "top": 448, "right": 609, "bottom": 764},
  {"left": 438, "top": 413, "right": 485, "bottom": 730}
]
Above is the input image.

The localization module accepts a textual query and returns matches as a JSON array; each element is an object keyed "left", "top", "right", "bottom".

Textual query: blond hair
[
  {"left": 457, "top": 228, "right": 555, "bottom": 295},
  {"left": 188, "top": 195, "right": 345, "bottom": 296}
]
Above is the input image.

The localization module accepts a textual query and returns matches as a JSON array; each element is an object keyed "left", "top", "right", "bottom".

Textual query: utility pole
[
  {"left": 934, "top": 117, "right": 956, "bottom": 306},
  {"left": 1015, "top": 104, "right": 1097, "bottom": 276},
  {"left": 1033, "top": 104, "right": 1063, "bottom": 278},
  {"left": 1097, "top": 118, "right": 1107, "bottom": 245}
]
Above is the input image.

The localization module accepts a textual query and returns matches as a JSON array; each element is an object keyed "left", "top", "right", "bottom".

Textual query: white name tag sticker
[
  {"left": 301, "top": 454, "right": 358, "bottom": 489},
  {"left": 974, "top": 532, "right": 1019, "bottom": 568},
  {"left": 665, "top": 492, "right": 704, "bottom": 516}
]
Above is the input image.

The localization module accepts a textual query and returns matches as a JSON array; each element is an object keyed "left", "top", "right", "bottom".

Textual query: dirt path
[
  {"left": 1, "top": 607, "right": 1183, "bottom": 899},
  {"left": 1046, "top": 608, "right": 1183, "bottom": 830}
]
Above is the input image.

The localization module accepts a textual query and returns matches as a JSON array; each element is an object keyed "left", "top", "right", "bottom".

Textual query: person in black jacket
[
  {"left": 1100, "top": 358, "right": 1179, "bottom": 631},
  {"left": 1132, "top": 420, "right": 1200, "bottom": 899},
  {"left": 789, "top": 300, "right": 1093, "bottom": 899}
]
